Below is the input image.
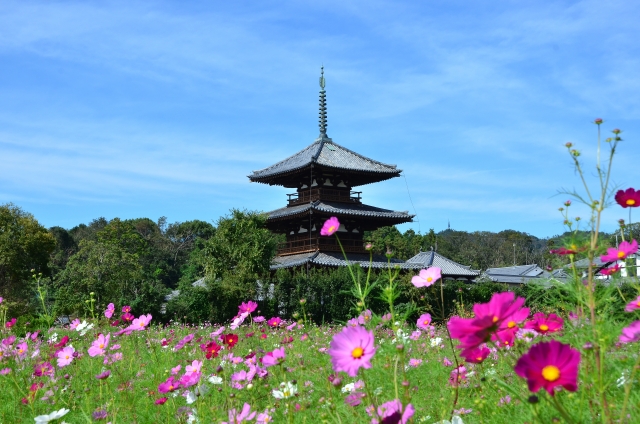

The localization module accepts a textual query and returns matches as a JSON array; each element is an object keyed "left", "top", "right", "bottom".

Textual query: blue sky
[{"left": 1, "top": 0, "right": 639, "bottom": 238}]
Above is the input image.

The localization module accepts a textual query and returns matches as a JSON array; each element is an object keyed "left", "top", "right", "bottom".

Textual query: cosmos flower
[
  {"left": 272, "top": 381, "right": 298, "bottom": 399},
  {"left": 460, "top": 345, "right": 490, "bottom": 364},
  {"left": 411, "top": 267, "right": 442, "bottom": 287},
  {"left": 619, "top": 321, "right": 640, "bottom": 344},
  {"left": 222, "top": 333, "right": 239, "bottom": 348},
  {"left": 200, "top": 341, "right": 221, "bottom": 359},
  {"left": 224, "top": 403, "right": 256, "bottom": 423},
  {"left": 262, "top": 347, "right": 286, "bottom": 367},
  {"left": 524, "top": 312, "right": 564, "bottom": 335},
  {"left": 158, "top": 376, "right": 180, "bottom": 393},
  {"left": 320, "top": 216, "right": 340, "bottom": 236},
  {"left": 34, "top": 408, "right": 70, "bottom": 423},
  {"left": 88, "top": 333, "right": 110, "bottom": 357},
  {"left": 416, "top": 313, "right": 432, "bottom": 330},
  {"left": 600, "top": 240, "right": 638, "bottom": 262},
  {"left": 104, "top": 303, "right": 115, "bottom": 319},
  {"left": 625, "top": 295, "right": 640, "bottom": 312},
  {"left": 328, "top": 325, "right": 376, "bottom": 377},
  {"left": 615, "top": 188, "right": 640, "bottom": 208},
  {"left": 514, "top": 340, "right": 580, "bottom": 396},
  {"left": 33, "top": 362, "right": 54, "bottom": 377},
  {"left": 56, "top": 346, "right": 75, "bottom": 368},
  {"left": 238, "top": 301, "right": 258, "bottom": 314},
  {"left": 371, "top": 399, "right": 415, "bottom": 424},
  {"left": 600, "top": 264, "right": 621, "bottom": 276},
  {"left": 267, "top": 317, "right": 282, "bottom": 328}
]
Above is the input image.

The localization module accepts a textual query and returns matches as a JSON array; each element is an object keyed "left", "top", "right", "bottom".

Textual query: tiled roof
[
  {"left": 267, "top": 200, "right": 413, "bottom": 222},
  {"left": 484, "top": 264, "right": 544, "bottom": 277},
  {"left": 249, "top": 138, "right": 401, "bottom": 182},
  {"left": 405, "top": 251, "right": 480, "bottom": 276},
  {"left": 272, "top": 250, "right": 479, "bottom": 278}
]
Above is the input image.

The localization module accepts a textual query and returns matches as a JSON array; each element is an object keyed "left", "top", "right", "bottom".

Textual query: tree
[
  {"left": 0, "top": 204, "right": 55, "bottom": 310},
  {"left": 196, "top": 209, "right": 279, "bottom": 322}
]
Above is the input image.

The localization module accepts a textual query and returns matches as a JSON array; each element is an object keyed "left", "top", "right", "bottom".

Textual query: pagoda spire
[{"left": 318, "top": 66, "right": 328, "bottom": 139}]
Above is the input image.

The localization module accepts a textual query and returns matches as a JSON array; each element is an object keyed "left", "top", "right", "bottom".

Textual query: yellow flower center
[
  {"left": 423, "top": 320, "right": 430, "bottom": 325},
  {"left": 507, "top": 321, "right": 516, "bottom": 328},
  {"left": 617, "top": 251, "right": 625, "bottom": 259},
  {"left": 427, "top": 277, "right": 433, "bottom": 282},
  {"left": 476, "top": 356, "right": 483, "bottom": 361},
  {"left": 492, "top": 316, "right": 499, "bottom": 323},
  {"left": 504, "top": 341, "right": 509, "bottom": 345},
  {"left": 99, "top": 343, "right": 104, "bottom": 349},
  {"left": 351, "top": 347, "right": 364, "bottom": 359},
  {"left": 328, "top": 226, "right": 335, "bottom": 233},
  {"left": 627, "top": 199, "right": 636, "bottom": 206},
  {"left": 539, "top": 324, "right": 549, "bottom": 331},
  {"left": 541, "top": 365, "right": 560, "bottom": 382},
  {"left": 637, "top": 301, "right": 640, "bottom": 307}
]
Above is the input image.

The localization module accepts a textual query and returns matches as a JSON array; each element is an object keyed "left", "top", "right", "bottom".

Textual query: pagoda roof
[
  {"left": 271, "top": 250, "right": 480, "bottom": 278},
  {"left": 248, "top": 138, "right": 401, "bottom": 187},
  {"left": 266, "top": 200, "right": 413, "bottom": 222}
]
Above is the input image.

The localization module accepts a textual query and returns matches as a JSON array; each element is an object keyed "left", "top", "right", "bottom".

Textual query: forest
[{"left": 1, "top": 202, "right": 636, "bottom": 326}]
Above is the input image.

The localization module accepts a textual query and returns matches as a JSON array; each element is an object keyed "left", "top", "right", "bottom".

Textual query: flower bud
[
  {"left": 594, "top": 118, "right": 603, "bottom": 125},
  {"left": 571, "top": 149, "right": 580, "bottom": 157},
  {"left": 565, "top": 142, "right": 573, "bottom": 148},
  {"left": 564, "top": 200, "right": 571, "bottom": 207},
  {"left": 299, "top": 298, "right": 306, "bottom": 305},
  {"left": 364, "top": 242, "right": 373, "bottom": 251},
  {"left": 612, "top": 129, "right": 621, "bottom": 135}
]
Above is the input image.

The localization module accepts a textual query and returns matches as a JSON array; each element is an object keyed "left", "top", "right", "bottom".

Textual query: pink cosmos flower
[
  {"left": 320, "top": 216, "right": 340, "bottom": 236},
  {"left": 155, "top": 397, "right": 168, "bottom": 405},
  {"left": 15, "top": 342, "right": 28, "bottom": 360},
  {"left": 253, "top": 316, "right": 265, "bottom": 323},
  {"left": 5, "top": 318, "right": 16, "bottom": 328},
  {"left": 411, "top": 267, "right": 441, "bottom": 287},
  {"left": 33, "top": 362, "right": 54, "bottom": 377},
  {"left": 223, "top": 403, "right": 256, "bottom": 424},
  {"left": 104, "top": 303, "right": 115, "bottom": 319},
  {"left": 158, "top": 376, "right": 180, "bottom": 393},
  {"left": 619, "top": 321, "right": 640, "bottom": 344},
  {"left": 132, "top": 314, "right": 152, "bottom": 330},
  {"left": 600, "top": 239, "right": 638, "bottom": 262},
  {"left": 185, "top": 360, "right": 202, "bottom": 375},
  {"left": 416, "top": 313, "right": 432, "bottom": 330},
  {"left": 88, "top": 333, "right": 111, "bottom": 357},
  {"left": 328, "top": 325, "right": 376, "bottom": 377},
  {"left": 615, "top": 188, "right": 640, "bottom": 208},
  {"left": 372, "top": 399, "right": 415, "bottom": 424},
  {"left": 230, "top": 312, "right": 249, "bottom": 330},
  {"left": 56, "top": 346, "right": 75, "bottom": 368},
  {"left": 238, "top": 301, "right": 258, "bottom": 315},
  {"left": 524, "top": 312, "right": 564, "bottom": 335},
  {"left": 408, "top": 358, "right": 423, "bottom": 367},
  {"left": 262, "top": 347, "right": 286, "bottom": 367},
  {"left": 514, "top": 340, "right": 580, "bottom": 396},
  {"left": 600, "top": 264, "right": 621, "bottom": 276},
  {"left": 624, "top": 295, "right": 640, "bottom": 312},
  {"left": 358, "top": 310, "right": 373, "bottom": 325},
  {"left": 267, "top": 317, "right": 282, "bottom": 328},
  {"left": 460, "top": 345, "right": 490, "bottom": 364},
  {"left": 345, "top": 392, "right": 366, "bottom": 407},
  {"left": 95, "top": 370, "right": 111, "bottom": 380},
  {"left": 449, "top": 365, "right": 468, "bottom": 387}
]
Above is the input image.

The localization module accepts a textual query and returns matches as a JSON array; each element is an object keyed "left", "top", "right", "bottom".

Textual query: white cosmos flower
[
  {"left": 341, "top": 383, "right": 355, "bottom": 393},
  {"left": 434, "top": 416, "right": 464, "bottom": 424},
  {"left": 208, "top": 375, "right": 223, "bottom": 385},
  {"left": 272, "top": 381, "right": 297, "bottom": 399},
  {"left": 430, "top": 337, "right": 443, "bottom": 347},
  {"left": 75, "top": 321, "right": 94, "bottom": 336},
  {"left": 34, "top": 408, "right": 70, "bottom": 423}
]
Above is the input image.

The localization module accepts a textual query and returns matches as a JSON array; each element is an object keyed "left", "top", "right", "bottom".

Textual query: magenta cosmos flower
[
  {"left": 320, "top": 216, "right": 340, "bottom": 236},
  {"left": 267, "top": 317, "right": 282, "bottom": 328},
  {"left": 619, "top": 321, "right": 640, "bottom": 344},
  {"left": 372, "top": 399, "right": 415, "bottom": 424},
  {"left": 411, "top": 267, "right": 441, "bottom": 287},
  {"left": 416, "top": 313, "right": 432, "bottom": 330},
  {"left": 328, "top": 325, "right": 376, "bottom": 377},
  {"left": 525, "top": 312, "right": 564, "bottom": 335},
  {"left": 238, "top": 301, "right": 258, "bottom": 315},
  {"left": 615, "top": 188, "right": 640, "bottom": 208},
  {"left": 600, "top": 239, "right": 638, "bottom": 262},
  {"left": 514, "top": 340, "right": 580, "bottom": 396},
  {"left": 448, "top": 291, "right": 527, "bottom": 350},
  {"left": 625, "top": 295, "right": 640, "bottom": 312}
]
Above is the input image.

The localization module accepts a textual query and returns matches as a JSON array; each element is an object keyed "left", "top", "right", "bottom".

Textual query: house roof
[
  {"left": 271, "top": 250, "right": 480, "bottom": 277},
  {"left": 478, "top": 263, "right": 568, "bottom": 284},
  {"left": 266, "top": 200, "right": 413, "bottom": 222},
  {"left": 485, "top": 264, "right": 545, "bottom": 278},
  {"left": 248, "top": 138, "right": 401, "bottom": 186}
]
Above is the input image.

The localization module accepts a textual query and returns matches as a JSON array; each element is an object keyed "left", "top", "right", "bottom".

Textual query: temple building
[{"left": 248, "top": 69, "right": 479, "bottom": 281}]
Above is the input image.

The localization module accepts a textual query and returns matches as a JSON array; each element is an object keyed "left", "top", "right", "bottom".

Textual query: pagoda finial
[{"left": 318, "top": 66, "right": 328, "bottom": 138}]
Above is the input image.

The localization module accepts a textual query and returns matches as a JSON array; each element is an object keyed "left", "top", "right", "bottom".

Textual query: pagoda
[{"left": 249, "top": 69, "right": 479, "bottom": 281}]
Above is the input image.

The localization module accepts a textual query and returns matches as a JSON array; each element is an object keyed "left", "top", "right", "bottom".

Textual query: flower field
[
  {"left": 0, "top": 294, "right": 638, "bottom": 423},
  {"left": 1, "top": 123, "right": 639, "bottom": 423}
]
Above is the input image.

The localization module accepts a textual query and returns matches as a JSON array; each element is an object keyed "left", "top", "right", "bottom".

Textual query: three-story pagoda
[{"left": 249, "top": 69, "right": 479, "bottom": 280}]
